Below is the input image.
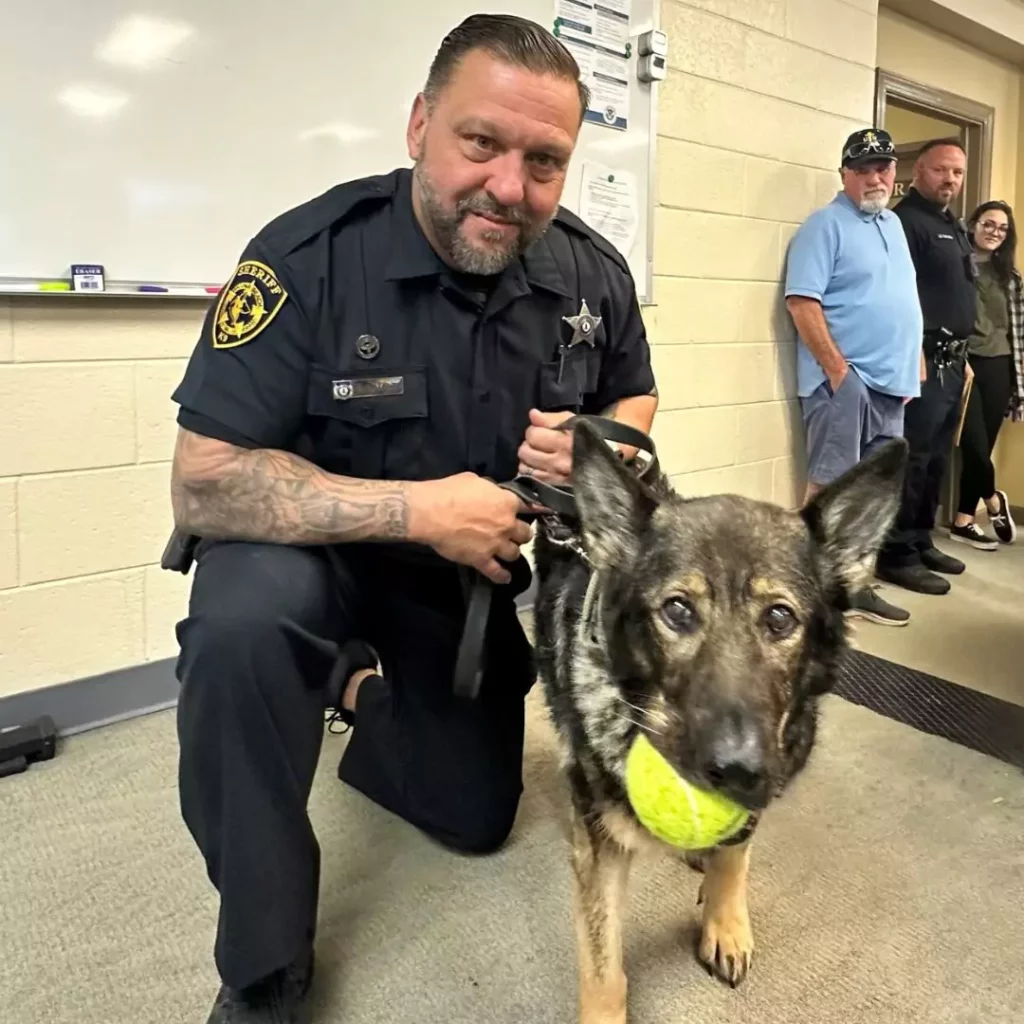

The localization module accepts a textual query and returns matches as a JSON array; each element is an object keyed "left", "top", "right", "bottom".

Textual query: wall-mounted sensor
[
  {"left": 637, "top": 29, "right": 668, "bottom": 58},
  {"left": 638, "top": 53, "right": 666, "bottom": 83}
]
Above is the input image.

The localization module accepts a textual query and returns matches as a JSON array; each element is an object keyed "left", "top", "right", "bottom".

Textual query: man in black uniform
[
  {"left": 167, "top": 14, "right": 658, "bottom": 1023},
  {"left": 876, "top": 138, "right": 975, "bottom": 595}
]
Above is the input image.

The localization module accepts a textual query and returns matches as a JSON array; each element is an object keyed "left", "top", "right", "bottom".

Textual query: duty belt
[
  {"left": 452, "top": 414, "right": 661, "bottom": 700},
  {"left": 924, "top": 328, "right": 968, "bottom": 384}
]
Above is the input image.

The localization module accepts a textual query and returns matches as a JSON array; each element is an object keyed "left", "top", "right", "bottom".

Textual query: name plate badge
[{"left": 332, "top": 376, "right": 404, "bottom": 401}]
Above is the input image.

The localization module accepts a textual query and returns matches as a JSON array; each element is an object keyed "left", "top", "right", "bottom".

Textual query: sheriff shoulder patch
[{"left": 212, "top": 260, "right": 288, "bottom": 349}]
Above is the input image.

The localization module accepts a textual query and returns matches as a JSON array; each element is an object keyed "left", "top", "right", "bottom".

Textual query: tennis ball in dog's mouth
[{"left": 625, "top": 733, "right": 750, "bottom": 850}]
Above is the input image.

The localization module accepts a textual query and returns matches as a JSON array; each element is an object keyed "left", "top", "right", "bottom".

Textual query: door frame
[
  {"left": 875, "top": 69, "right": 997, "bottom": 527},
  {"left": 874, "top": 68, "right": 996, "bottom": 217}
]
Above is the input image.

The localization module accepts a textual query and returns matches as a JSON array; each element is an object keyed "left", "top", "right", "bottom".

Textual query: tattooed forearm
[{"left": 170, "top": 429, "right": 410, "bottom": 545}]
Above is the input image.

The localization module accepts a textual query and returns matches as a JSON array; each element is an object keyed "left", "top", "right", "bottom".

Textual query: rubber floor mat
[{"left": 834, "top": 649, "right": 1024, "bottom": 770}]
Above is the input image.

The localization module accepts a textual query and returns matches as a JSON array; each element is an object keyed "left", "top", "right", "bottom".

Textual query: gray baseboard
[{"left": 0, "top": 659, "right": 180, "bottom": 737}]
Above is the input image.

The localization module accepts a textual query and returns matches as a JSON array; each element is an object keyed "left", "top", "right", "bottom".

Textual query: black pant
[
  {"left": 174, "top": 540, "right": 535, "bottom": 991},
  {"left": 878, "top": 353, "right": 966, "bottom": 568},
  {"left": 956, "top": 354, "right": 1012, "bottom": 516}
]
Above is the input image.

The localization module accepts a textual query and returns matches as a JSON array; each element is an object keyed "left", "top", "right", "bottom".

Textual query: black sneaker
[
  {"left": 845, "top": 586, "right": 910, "bottom": 626},
  {"left": 920, "top": 546, "right": 966, "bottom": 574},
  {"left": 207, "top": 951, "right": 314, "bottom": 1023},
  {"left": 988, "top": 490, "right": 1016, "bottom": 544},
  {"left": 948, "top": 522, "right": 997, "bottom": 551},
  {"left": 876, "top": 563, "right": 951, "bottom": 595}
]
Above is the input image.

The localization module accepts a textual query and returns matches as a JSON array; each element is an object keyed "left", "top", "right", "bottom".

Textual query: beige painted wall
[
  {"left": 0, "top": 0, "right": 883, "bottom": 699},
  {"left": 885, "top": 105, "right": 961, "bottom": 144},
  {"left": 0, "top": 300, "right": 201, "bottom": 697}
]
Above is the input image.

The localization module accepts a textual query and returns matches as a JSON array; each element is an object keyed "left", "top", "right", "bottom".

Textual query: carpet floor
[
  {"left": 2, "top": 683, "right": 1022, "bottom": 1023},
  {"left": 2, "top": 534, "right": 1022, "bottom": 1023}
]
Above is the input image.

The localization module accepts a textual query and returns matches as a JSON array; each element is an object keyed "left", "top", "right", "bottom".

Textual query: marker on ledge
[
  {"left": 39, "top": 281, "right": 71, "bottom": 291},
  {"left": 137, "top": 284, "right": 169, "bottom": 293}
]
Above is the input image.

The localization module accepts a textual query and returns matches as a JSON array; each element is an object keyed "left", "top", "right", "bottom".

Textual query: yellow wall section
[
  {"left": 876, "top": 7, "right": 1021, "bottom": 206},
  {"left": 885, "top": 106, "right": 962, "bottom": 145}
]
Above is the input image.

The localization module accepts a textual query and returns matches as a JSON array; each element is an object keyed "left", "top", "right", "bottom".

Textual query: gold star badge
[{"left": 563, "top": 299, "right": 602, "bottom": 349}]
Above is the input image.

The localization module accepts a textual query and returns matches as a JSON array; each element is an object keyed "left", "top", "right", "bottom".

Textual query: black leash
[
  {"left": 452, "top": 414, "right": 660, "bottom": 700},
  {"left": 160, "top": 415, "right": 661, "bottom": 703}
]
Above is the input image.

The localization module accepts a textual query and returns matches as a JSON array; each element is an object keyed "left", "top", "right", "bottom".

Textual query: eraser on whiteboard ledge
[{"left": 71, "top": 264, "right": 105, "bottom": 292}]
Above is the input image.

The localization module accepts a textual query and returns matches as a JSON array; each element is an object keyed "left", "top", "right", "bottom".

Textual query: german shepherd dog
[{"left": 531, "top": 420, "right": 907, "bottom": 1024}]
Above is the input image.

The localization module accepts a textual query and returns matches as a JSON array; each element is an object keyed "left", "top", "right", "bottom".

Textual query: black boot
[
  {"left": 876, "top": 563, "right": 950, "bottom": 595},
  {"left": 206, "top": 950, "right": 314, "bottom": 1024},
  {"left": 920, "top": 546, "right": 967, "bottom": 574}
]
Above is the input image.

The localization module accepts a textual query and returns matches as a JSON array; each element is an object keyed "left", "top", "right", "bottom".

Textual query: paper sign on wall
[
  {"left": 579, "top": 161, "right": 639, "bottom": 259},
  {"left": 554, "top": 0, "right": 632, "bottom": 130}
]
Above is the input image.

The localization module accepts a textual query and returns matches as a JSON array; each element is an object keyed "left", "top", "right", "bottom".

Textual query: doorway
[
  {"left": 874, "top": 69, "right": 994, "bottom": 218},
  {"left": 874, "top": 70, "right": 996, "bottom": 527}
]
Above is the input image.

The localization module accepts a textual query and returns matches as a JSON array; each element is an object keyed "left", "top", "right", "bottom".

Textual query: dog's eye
[
  {"left": 763, "top": 603, "right": 798, "bottom": 638},
  {"left": 661, "top": 597, "right": 700, "bottom": 633}
]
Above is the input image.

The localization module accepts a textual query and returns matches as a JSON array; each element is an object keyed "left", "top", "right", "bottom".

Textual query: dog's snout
[{"left": 701, "top": 715, "right": 768, "bottom": 808}]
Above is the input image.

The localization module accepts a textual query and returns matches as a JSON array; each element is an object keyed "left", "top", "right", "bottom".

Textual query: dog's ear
[
  {"left": 801, "top": 437, "right": 908, "bottom": 592},
  {"left": 571, "top": 418, "right": 659, "bottom": 567}
]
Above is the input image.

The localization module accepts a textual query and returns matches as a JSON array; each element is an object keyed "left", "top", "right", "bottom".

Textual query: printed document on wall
[
  {"left": 555, "top": 0, "right": 632, "bottom": 130},
  {"left": 555, "top": 0, "right": 596, "bottom": 36},
  {"left": 579, "top": 161, "right": 639, "bottom": 261}
]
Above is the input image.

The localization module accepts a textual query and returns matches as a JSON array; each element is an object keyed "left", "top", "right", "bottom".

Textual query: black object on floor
[
  {"left": 834, "top": 650, "right": 1024, "bottom": 770},
  {"left": 0, "top": 714, "right": 58, "bottom": 778}
]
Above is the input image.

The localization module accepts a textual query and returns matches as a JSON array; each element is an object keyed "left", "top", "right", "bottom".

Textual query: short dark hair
[
  {"left": 424, "top": 14, "right": 590, "bottom": 123},
  {"left": 917, "top": 137, "right": 966, "bottom": 160}
]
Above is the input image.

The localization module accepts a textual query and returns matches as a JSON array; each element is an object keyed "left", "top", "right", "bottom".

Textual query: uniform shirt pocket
[
  {"left": 538, "top": 348, "right": 601, "bottom": 412},
  {"left": 306, "top": 363, "right": 428, "bottom": 478}
]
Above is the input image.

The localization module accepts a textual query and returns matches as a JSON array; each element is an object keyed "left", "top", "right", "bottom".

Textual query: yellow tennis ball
[{"left": 625, "top": 733, "right": 750, "bottom": 850}]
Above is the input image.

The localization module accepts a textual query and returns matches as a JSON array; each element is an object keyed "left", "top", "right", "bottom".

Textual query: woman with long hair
[{"left": 950, "top": 199, "right": 1024, "bottom": 548}]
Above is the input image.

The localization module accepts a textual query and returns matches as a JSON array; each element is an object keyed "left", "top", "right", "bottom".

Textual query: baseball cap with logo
[{"left": 841, "top": 128, "right": 896, "bottom": 168}]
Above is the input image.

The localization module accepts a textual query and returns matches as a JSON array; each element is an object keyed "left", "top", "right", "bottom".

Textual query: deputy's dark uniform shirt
[
  {"left": 172, "top": 168, "right": 655, "bottom": 487},
  {"left": 893, "top": 186, "right": 976, "bottom": 340}
]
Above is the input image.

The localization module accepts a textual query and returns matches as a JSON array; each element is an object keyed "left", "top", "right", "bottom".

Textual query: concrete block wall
[
  {"left": 0, "top": 298, "right": 203, "bottom": 698},
  {"left": 0, "top": 0, "right": 883, "bottom": 700},
  {"left": 649, "top": 0, "right": 880, "bottom": 506}
]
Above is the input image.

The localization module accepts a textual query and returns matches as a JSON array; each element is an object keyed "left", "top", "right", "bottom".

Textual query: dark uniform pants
[
  {"left": 878, "top": 352, "right": 966, "bottom": 568},
  {"left": 174, "top": 539, "right": 535, "bottom": 991}
]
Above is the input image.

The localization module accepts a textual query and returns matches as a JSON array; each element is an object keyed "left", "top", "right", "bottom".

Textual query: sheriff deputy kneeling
[{"left": 164, "top": 14, "right": 658, "bottom": 1024}]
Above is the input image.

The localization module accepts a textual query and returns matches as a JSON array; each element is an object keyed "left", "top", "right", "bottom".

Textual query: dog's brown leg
[
  {"left": 571, "top": 808, "right": 633, "bottom": 1024},
  {"left": 697, "top": 839, "right": 754, "bottom": 987}
]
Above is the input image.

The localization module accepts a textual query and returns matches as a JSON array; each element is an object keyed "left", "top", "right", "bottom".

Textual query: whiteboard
[{"left": 0, "top": 0, "right": 658, "bottom": 302}]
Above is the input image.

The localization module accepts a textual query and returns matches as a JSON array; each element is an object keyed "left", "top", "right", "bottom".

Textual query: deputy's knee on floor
[{"left": 428, "top": 802, "right": 520, "bottom": 856}]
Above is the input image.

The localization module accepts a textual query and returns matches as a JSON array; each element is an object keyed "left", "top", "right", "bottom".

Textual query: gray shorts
[{"left": 801, "top": 369, "right": 905, "bottom": 487}]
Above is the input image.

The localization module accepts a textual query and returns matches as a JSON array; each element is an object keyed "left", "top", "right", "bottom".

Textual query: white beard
[{"left": 858, "top": 193, "right": 890, "bottom": 215}]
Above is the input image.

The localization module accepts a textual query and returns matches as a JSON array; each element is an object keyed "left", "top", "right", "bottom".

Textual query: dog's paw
[{"left": 697, "top": 905, "right": 753, "bottom": 987}]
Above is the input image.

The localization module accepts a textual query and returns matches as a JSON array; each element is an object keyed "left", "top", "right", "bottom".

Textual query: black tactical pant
[
  {"left": 877, "top": 352, "right": 966, "bottom": 569},
  {"left": 174, "top": 539, "right": 534, "bottom": 991}
]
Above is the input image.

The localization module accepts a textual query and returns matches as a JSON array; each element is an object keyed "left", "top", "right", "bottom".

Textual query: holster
[{"left": 161, "top": 528, "right": 200, "bottom": 574}]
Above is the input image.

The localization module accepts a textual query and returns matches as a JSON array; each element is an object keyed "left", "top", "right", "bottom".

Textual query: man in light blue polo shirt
[{"left": 785, "top": 127, "right": 923, "bottom": 626}]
